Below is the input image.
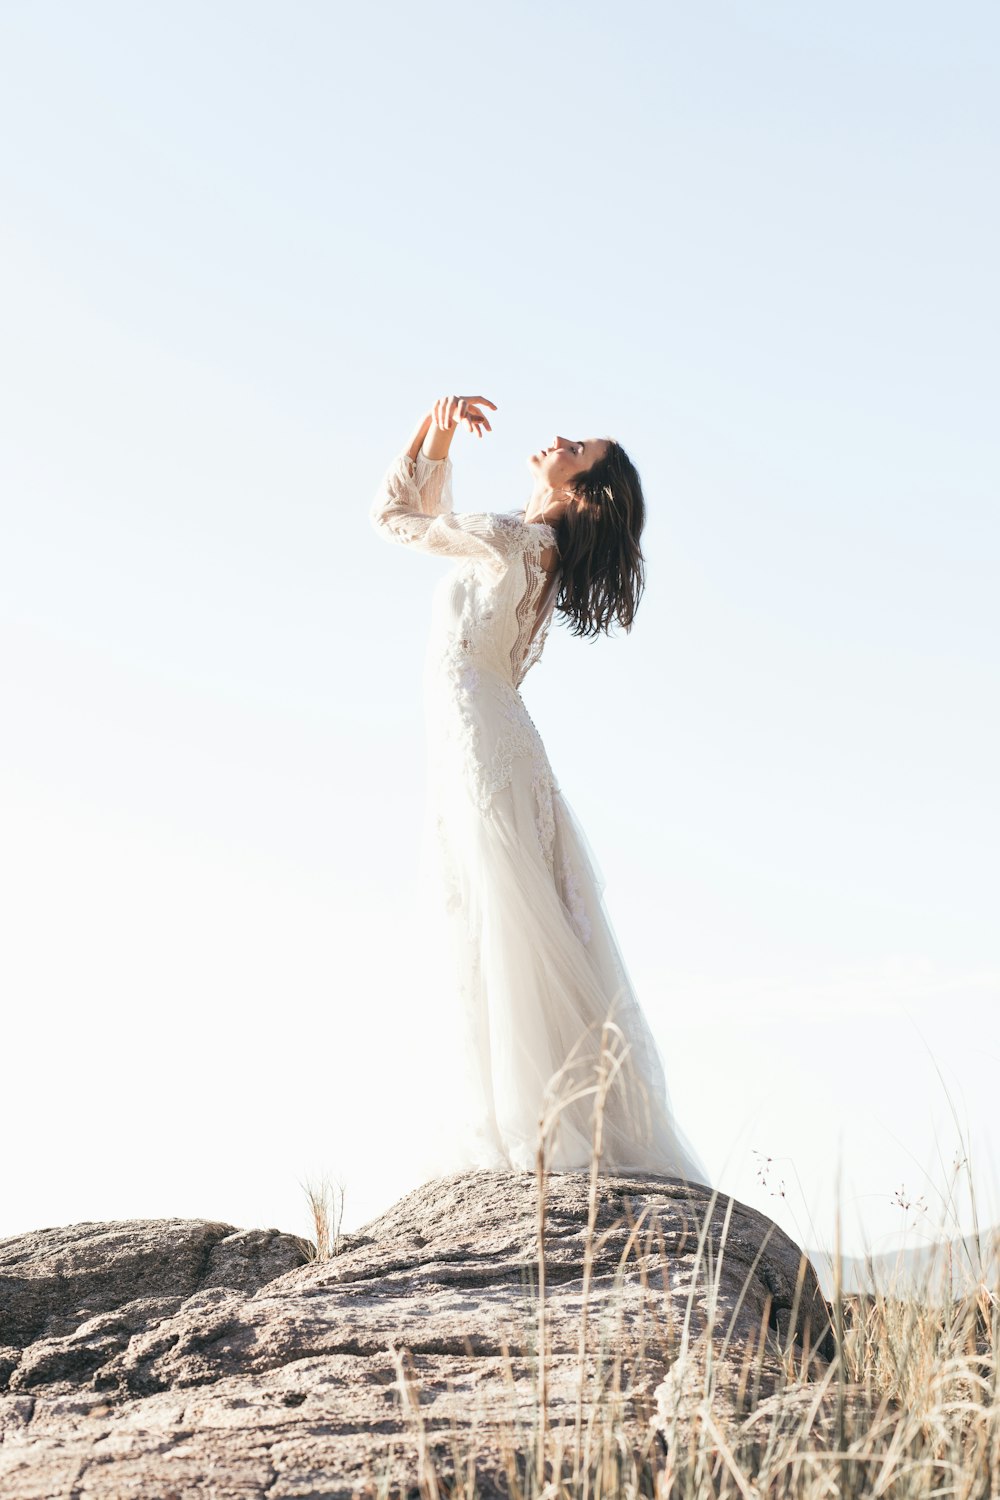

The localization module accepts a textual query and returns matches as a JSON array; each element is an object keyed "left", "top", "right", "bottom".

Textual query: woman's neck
[{"left": 524, "top": 482, "right": 570, "bottom": 526}]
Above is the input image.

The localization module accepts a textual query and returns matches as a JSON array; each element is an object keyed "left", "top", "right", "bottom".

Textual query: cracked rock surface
[{"left": 0, "top": 1171, "right": 836, "bottom": 1497}]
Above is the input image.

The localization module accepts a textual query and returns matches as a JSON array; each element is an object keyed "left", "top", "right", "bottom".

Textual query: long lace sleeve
[{"left": 370, "top": 450, "right": 529, "bottom": 571}]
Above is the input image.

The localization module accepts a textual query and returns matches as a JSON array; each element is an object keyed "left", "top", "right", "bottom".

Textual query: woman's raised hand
[{"left": 432, "top": 395, "right": 497, "bottom": 440}]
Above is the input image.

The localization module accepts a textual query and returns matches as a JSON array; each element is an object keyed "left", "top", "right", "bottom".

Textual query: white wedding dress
[{"left": 371, "top": 447, "right": 711, "bottom": 1187}]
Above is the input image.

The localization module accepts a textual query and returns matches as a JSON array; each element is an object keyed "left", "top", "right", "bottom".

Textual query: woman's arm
[
  {"left": 405, "top": 409, "right": 434, "bottom": 463},
  {"left": 405, "top": 394, "right": 496, "bottom": 463},
  {"left": 403, "top": 405, "right": 456, "bottom": 464},
  {"left": 371, "top": 394, "right": 523, "bottom": 569},
  {"left": 370, "top": 452, "right": 527, "bottom": 569}
]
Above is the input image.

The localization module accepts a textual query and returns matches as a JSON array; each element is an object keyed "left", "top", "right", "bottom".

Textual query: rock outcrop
[{"left": 0, "top": 1171, "right": 837, "bottom": 1497}]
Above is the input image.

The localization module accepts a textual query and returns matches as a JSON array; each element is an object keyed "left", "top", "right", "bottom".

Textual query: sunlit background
[{"left": 2, "top": 1, "right": 997, "bottom": 1290}]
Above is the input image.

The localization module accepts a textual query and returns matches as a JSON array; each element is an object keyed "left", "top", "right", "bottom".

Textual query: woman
[{"left": 370, "top": 393, "right": 710, "bottom": 1188}]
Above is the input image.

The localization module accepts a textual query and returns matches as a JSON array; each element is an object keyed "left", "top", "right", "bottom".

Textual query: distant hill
[{"left": 804, "top": 1226, "right": 1000, "bottom": 1302}]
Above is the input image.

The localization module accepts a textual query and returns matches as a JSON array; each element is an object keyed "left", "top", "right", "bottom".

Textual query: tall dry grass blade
[
  {"left": 294, "top": 1171, "right": 346, "bottom": 1262},
  {"left": 573, "top": 1017, "right": 619, "bottom": 1498},
  {"left": 389, "top": 1341, "right": 441, "bottom": 1500},
  {"left": 534, "top": 1095, "right": 552, "bottom": 1494}
]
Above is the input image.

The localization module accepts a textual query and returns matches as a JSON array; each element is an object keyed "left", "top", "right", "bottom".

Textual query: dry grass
[{"left": 293, "top": 1171, "right": 346, "bottom": 1263}]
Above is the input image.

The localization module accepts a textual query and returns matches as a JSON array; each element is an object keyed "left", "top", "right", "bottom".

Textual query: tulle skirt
[{"left": 409, "top": 658, "right": 711, "bottom": 1189}]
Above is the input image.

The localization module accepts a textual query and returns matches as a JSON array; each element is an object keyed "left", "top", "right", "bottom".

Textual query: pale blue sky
[{"left": 1, "top": 1, "right": 997, "bottom": 1279}]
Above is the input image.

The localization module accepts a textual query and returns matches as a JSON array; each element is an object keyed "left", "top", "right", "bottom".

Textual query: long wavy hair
[{"left": 549, "top": 438, "right": 647, "bottom": 638}]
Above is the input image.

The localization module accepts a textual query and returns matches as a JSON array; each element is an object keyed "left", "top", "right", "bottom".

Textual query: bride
[{"left": 370, "top": 393, "right": 711, "bottom": 1188}]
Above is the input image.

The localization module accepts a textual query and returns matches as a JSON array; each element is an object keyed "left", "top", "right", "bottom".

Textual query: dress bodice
[{"left": 370, "top": 449, "right": 561, "bottom": 688}]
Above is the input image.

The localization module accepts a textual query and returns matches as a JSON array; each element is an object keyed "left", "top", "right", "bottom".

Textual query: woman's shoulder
[{"left": 495, "top": 509, "right": 560, "bottom": 553}]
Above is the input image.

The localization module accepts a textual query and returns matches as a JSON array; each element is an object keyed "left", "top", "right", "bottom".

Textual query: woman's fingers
[
  {"left": 431, "top": 394, "right": 496, "bottom": 435},
  {"left": 461, "top": 397, "right": 493, "bottom": 435},
  {"left": 461, "top": 396, "right": 496, "bottom": 426},
  {"left": 458, "top": 397, "right": 478, "bottom": 437}
]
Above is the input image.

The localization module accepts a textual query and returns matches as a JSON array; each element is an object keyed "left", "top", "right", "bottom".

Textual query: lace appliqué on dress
[
  {"left": 435, "top": 811, "right": 464, "bottom": 917},
  {"left": 559, "top": 849, "right": 592, "bottom": 945},
  {"left": 491, "top": 683, "right": 559, "bottom": 872},
  {"left": 434, "top": 636, "right": 559, "bottom": 870}
]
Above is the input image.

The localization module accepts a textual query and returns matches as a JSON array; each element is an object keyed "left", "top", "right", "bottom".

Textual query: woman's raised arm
[
  {"left": 406, "top": 395, "right": 496, "bottom": 463},
  {"left": 405, "top": 408, "right": 434, "bottom": 462},
  {"left": 371, "top": 395, "right": 526, "bottom": 569}
]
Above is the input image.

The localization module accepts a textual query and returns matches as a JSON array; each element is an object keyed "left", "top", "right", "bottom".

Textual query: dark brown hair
[{"left": 550, "top": 438, "right": 647, "bottom": 638}]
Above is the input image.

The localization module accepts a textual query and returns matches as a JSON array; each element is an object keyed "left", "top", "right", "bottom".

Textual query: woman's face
[{"left": 529, "top": 435, "right": 609, "bottom": 489}]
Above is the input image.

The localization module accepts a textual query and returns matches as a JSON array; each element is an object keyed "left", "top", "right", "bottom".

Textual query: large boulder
[{"left": 0, "top": 1171, "right": 836, "bottom": 1497}]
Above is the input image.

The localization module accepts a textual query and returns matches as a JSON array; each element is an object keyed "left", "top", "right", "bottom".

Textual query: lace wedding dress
[{"left": 371, "top": 447, "right": 711, "bottom": 1187}]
